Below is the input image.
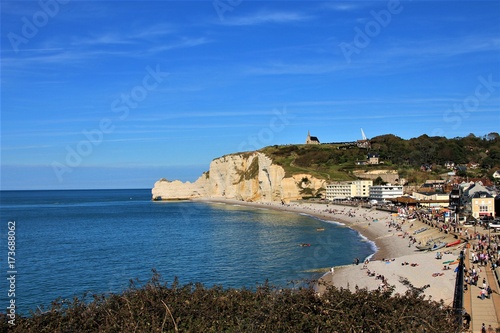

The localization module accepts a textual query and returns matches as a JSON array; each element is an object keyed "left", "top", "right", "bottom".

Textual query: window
[{"left": 479, "top": 205, "right": 489, "bottom": 212}]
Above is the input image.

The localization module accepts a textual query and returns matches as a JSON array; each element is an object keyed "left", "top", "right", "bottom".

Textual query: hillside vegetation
[{"left": 259, "top": 133, "right": 500, "bottom": 184}]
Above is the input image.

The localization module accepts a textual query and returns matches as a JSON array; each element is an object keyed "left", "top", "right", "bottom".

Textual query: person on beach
[{"left": 480, "top": 288, "right": 487, "bottom": 300}]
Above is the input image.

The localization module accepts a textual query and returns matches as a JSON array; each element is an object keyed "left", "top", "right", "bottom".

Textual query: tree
[
  {"left": 373, "top": 176, "right": 387, "bottom": 185},
  {"left": 485, "top": 132, "right": 499, "bottom": 141}
]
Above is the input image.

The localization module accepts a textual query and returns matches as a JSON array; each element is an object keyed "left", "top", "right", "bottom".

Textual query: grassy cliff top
[
  {"left": 259, "top": 144, "right": 365, "bottom": 180},
  {"left": 251, "top": 133, "right": 500, "bottom": 184}
]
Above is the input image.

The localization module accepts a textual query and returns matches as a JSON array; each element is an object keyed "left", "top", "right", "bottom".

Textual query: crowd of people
[{"left": 417, "top": 209, "right": 499, "bottom": 280}]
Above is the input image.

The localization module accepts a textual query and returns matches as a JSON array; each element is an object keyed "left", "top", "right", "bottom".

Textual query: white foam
[
  {"left": 299, "top": 213, "right": 346, "bottom": 226},
  {"left": 357, "top": 233, "right": 378, "bottom": 261}
]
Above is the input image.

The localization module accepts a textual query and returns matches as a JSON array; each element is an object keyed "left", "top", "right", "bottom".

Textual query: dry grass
[{"left": 3, "top": 271, "right": 459, "bottom": 333}]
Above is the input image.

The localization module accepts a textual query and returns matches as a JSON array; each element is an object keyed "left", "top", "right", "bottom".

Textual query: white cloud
[
  {"left": 222, "top": 11, "right": 313, "bottom": 26},
  {"left": 149, "top": 37, "right": 211, "bottom": 53},
  {"left": 245, "top": 61, "right": 343, "bottom": 75},
  {"left": 379, "top": 35, "right": 500, "bottom": 59},
  {"left": 73, "top": 33, "right": 138, "bottom": 46},
  {"left": 321, "top": 2, "right": 368, "bottom": 12}
]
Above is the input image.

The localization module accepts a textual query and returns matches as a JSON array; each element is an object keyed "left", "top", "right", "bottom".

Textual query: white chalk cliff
[{"left": 152, "top": 152, "right": 326, "bottom": 203}]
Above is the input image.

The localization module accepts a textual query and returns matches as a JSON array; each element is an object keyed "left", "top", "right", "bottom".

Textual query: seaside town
[
  {"left": 207, "top": 170, "right": 500, "bottom": 332},
  {"left": 278, "top": 131, "right": 500, "bottom": 332},
  {"left": 304, "top": 131, "right": 499, "bottom": 223},
  {"left": 309, "top": 188, "right": 500, "bottom": 333},
  {"left": 256, "top": 184, "right": 500, "bottom": 332}
]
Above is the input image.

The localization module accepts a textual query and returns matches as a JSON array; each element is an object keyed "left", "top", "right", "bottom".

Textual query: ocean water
[{"left": 0, "top": 189, "right": 375, "bottom": 315}]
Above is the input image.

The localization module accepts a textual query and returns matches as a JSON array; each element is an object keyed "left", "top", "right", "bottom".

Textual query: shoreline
[
  {"left": 196, "top": 198, "right": 461, "bottom": 304},
  {"left": 198, "top": 198, "right": 424, "bottom": 260}
]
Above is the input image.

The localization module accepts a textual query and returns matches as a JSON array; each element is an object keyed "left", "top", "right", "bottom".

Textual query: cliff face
[{"left": 152, "top": 152, "right": 326, "bottom": 202}]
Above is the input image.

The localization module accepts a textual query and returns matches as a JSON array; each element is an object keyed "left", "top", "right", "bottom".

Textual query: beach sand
[{"left": 198, "top": 198, "right": 461, "bottom": 305}]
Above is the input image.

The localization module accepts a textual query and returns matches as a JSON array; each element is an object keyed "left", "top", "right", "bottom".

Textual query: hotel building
[
  {"left": 326, "top": 180, "right": 373, "bottom": 201},
  {"left": 368, "top": 185, "right": 403, "bottom": 202}
]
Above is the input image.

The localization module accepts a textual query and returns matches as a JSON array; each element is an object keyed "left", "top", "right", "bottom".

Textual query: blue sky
[{"left": 1, "top": 0, "right": 499, "bottom": 190}]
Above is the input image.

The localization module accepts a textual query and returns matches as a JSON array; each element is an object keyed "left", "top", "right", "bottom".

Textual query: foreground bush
[{"left": 2, "top": 273, "right": 457, "bottom": 333}]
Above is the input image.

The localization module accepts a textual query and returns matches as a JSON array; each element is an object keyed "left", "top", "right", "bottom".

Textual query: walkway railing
[{"left": 452, "top": 250, "right": 464, "bottom": 332}]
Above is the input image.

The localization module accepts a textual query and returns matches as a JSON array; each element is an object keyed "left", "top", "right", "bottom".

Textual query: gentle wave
[{"left": 357, "top": 233, "right": 378, "bottom": 262}]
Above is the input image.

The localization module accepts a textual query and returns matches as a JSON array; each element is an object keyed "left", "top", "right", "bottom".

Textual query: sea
[{"left": 0, "top": 189, "right": 375, "bottom": 315}]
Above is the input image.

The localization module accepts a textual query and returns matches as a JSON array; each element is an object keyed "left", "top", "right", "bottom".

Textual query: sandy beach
[{"left": 200, "top": 198, "right": 461, "bottom": 305}]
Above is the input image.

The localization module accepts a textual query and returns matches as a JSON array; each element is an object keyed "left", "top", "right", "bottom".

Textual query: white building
[
  {"left": 412, "top": 191, "right": 450, "bottom": 208},
  {"left": 369, "top": 184, "right": 403, "bottom": 202},
  {"left": 326, "top": 180, "right": 372, "bottom": 200},
  {"left": 353, "top": 180, "right": 372, "bottom": 197},
  {"left": 326, "top": 182, "right": 351, "bottom": 200},
  {"left": 461, "top": 182, "right": 496, "bottom": 214}
]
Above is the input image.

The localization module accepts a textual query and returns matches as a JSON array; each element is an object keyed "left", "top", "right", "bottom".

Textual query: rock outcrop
[{"left": 152, "top": 152, "right": 326, "bottom": 203}]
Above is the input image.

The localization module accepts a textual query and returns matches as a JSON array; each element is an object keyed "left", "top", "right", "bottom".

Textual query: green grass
[{"left": 260, "top": 144, "right": 371, "bottom": 181}]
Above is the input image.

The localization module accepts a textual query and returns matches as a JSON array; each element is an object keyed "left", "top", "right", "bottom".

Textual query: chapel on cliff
[{"left": 306, "top": 131, "right": 320, "bottom": 144}]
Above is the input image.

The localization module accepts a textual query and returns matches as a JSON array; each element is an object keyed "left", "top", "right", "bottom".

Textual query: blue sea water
[{"left": 0, "top": 189, "right": 375, "bottom": 315}]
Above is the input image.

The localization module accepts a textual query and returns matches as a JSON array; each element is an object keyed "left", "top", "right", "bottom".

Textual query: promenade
[
  {"left": 416, "top": 214, "right": 499, "bottom": 333},
  {"left": 463, "top": 243, "right": 500, "bottom": 333}
]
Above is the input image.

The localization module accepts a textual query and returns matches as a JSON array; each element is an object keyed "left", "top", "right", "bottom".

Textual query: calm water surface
[{"left": 0, "top": 189, "right": 375, "bottom": 314}]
